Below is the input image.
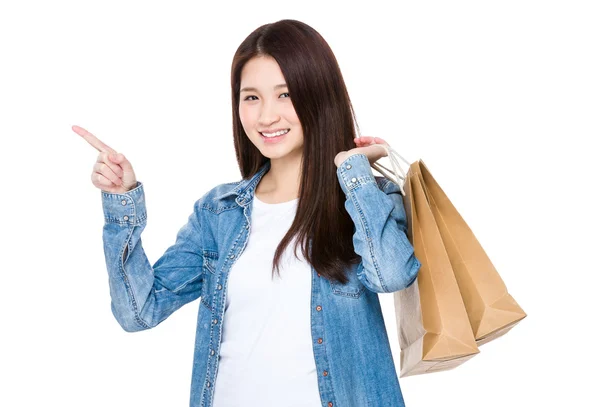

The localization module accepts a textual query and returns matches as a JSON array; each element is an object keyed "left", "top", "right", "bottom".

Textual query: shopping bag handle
[{"left": 369, "top": 144, "right": 411, "bottom": 196}]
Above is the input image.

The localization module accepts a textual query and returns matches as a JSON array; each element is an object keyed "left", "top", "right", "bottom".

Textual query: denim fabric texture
[{"left": 101, "top": 153, "right": 421, "bottom": 407}]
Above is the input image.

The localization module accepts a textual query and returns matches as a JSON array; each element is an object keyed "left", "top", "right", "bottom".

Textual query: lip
[
  {"left": 260, "top": 129, "right": 289, "bottom": 144},
  {"left": 258, "top": 128, "right": 290, "bottom": 134}
]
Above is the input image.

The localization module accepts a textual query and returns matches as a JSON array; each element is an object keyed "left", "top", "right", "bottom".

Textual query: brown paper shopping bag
[
  {"left": 414, "top": 160, "right": 527, "bottom": 345},
  {"left": 372, "top": 144, "right": 526, "bottom": 350},
  {"left": 372, "top": 148, "right": 480, "bottom": 377}
]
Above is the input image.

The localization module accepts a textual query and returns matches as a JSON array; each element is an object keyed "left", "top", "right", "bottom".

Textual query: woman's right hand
[{"left": 72, "top": 125, "right": 138, "bottom": 194}]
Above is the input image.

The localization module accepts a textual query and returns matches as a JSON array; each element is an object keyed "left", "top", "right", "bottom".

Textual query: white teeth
[{"left": 261, "top": 129, "right": 289, "bottom": 137}]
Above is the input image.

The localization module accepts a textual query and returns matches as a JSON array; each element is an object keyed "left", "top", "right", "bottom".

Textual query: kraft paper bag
[
  {"left": 413, "top": 160, "right": 527, "bottom": 345},
  {"left": 373, "top": 150, "right": 480, "bottom": 377}
]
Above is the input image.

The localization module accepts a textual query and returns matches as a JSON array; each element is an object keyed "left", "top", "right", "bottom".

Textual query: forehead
[{"left": 240, "top": 56, "right": 286, "bottom": 87}]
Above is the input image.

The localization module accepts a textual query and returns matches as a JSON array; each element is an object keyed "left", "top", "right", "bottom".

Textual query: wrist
[{"left": 334, "top": 152, "right": 350, "bottom": 168}]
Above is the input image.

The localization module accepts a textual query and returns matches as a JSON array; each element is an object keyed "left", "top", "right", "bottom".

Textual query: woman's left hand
[{"left": 334, "top": 136, "right": 389, "bottom": 167}]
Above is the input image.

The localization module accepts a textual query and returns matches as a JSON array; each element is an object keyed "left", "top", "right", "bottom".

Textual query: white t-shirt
[{"left": 212, "top": 192, "right": 321, "bottom": 407}]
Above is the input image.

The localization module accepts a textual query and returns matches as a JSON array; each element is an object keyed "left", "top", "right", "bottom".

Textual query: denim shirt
[{"left": 101, "top": 153, "right": 421, "bottom": 407}]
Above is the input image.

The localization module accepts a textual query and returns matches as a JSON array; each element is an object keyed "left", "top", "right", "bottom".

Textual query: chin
[{"left": 258, "top": 148, "right": 292, "bottom": 159}]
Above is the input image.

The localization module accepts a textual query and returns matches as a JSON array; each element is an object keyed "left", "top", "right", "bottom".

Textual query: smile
[
  {"left": 260, "top": 129, "right": 290, "bottom": 144},
  {"left": 260, "top": 129, "right": 290, "bottom": 138}
]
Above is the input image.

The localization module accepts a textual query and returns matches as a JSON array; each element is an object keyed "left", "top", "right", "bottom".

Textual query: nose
[{"left": 257, "top": 99, "right": 280, "bottom": 127}]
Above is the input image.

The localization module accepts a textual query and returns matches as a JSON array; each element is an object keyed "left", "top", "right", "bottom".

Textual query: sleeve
[
  {"left": 336, "top": 153, "right": 421, "bottom": 293},
  {"left": 101, "top": 181, "right": 205, "bottom": 332}
]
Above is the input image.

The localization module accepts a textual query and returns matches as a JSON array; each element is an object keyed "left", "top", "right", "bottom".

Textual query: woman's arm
[
  {"left": 336, "top": 153, "right": 421, "bottom": 293},
  {"left": 101, "top": 181, "right": 205, "bottom": 332}
]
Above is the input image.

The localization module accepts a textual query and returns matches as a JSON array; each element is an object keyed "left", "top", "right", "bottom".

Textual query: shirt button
[
  {"left": 121, "top": 199, "right": 127, "bottom": 205},
  {"left": 317, "top": 338, "right": 323, "bottom": 344},
  {"left": 351, "top": 177, "right": 357, "bottom": 183},
  {"left": 207, "top": 381, "right": 211, "bottom": 388},
  {"left": 229, "top": 254, "right": 235, "bottom": 259},
  {"left": 316, "top": 305, "right": 322, "bottom": 311},
  {"left": 317, "top": 273, "right": 321, "bottom": 277},
  {"left": 210, "top": 349, "right": 215, "bottom": 355},
  {"left": 123, "top": 215, "right": 129, "bottom": 221},
  {"left": 345, "top": 164, "right": 352, "bottom": 169},
  {"left": 213, "top": 318, "right": 218, "bottom": 324},
  {"left": 217, "top": 284, "right": 222, "bottom": 290},
  {"left": 323, "top": 370, "right": 328, "bottom": 376}
]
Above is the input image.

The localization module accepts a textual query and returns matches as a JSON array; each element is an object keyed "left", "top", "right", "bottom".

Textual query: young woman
[{"left": 75, "top": 19, "right": 420, "bottom": 407}]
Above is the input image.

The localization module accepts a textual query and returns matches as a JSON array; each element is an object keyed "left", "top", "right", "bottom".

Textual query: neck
[{"left": 257, "top": 153, "right": 302, "bottom": 201}]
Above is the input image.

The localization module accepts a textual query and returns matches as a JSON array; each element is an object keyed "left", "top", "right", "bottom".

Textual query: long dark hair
[{"left": 231, "top": 19, "right": 362, "bottom": 285}]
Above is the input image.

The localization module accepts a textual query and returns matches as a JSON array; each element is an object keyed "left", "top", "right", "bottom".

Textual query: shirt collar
[{"left": 213, "top": 159, "right": 271, "bottom": 203}]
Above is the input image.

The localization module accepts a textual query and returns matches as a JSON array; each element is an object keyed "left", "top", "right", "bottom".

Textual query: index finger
[
  {"left": 373, "top": 137, "right": 389, "bottom": 146},
  {"left": 72, "top": 125, "right": 116, "bottom": 153}
]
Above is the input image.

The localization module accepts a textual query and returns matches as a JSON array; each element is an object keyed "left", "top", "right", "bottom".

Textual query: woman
[{"left": 75, "top": 19, "right": 420, "bottom": 407}]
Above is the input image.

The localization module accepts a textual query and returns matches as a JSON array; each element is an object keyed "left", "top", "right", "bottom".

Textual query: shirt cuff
[
  {"left": 101, "top": 181, "right": 147, "bottom": 225},
  {"left": 336, "top": 153, "right": 377, "bottom": 195}
]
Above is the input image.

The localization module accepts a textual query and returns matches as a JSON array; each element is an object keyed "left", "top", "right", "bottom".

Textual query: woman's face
[{"left": 239, "top": 55, "right": 304, "bottom": 161}]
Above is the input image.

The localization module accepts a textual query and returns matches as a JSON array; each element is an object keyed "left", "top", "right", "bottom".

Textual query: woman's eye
[{"left": 242, "top": 93, "right": 288, "bottom": 101}]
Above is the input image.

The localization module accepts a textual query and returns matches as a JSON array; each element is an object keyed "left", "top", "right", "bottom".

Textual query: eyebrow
[{"left": 240, "top": 84, "right": 288, "bottom": 93}]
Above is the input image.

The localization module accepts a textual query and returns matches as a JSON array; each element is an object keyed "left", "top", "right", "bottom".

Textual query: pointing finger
[{"left": 72, "top": 125, "right": 117, "bottom": 154}]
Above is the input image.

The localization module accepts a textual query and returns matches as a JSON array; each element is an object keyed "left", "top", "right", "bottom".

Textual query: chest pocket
[
  {"left": 201, "top": 250, "right": 219, "bottom": 311},
  {"left": 329, "top": 264, "right": 367, "bottom": 299},
  {"left": 202, "top": 249, "right": 219, "bottom": 275}
]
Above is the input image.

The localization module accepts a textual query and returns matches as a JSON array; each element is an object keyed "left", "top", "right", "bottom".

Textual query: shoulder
[
  {"left": 192, "top": 180, "right": 242, "bottom": 213},
  {"left": 205, "top": 180, "right": 241, "bottom": 199}
]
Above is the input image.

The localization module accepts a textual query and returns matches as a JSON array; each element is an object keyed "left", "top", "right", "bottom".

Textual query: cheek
[
  {"left": 284, "top": 105, "right": 301, "bottom": 125},
  {"left": 238, "top": 105, "right": 254, "bottom": 129}
]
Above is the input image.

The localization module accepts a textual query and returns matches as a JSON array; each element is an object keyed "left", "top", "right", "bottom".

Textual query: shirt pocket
[
  {"left": 329, "top": 264, "right": 367, "bottom": 299},
  {"left": 200, "top": 249, "right": 219, "bottom": 311},
  {"left": 202, "top": 249, "right": 219, "bottom": 275}
]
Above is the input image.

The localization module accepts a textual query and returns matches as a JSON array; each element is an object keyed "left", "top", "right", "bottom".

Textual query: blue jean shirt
[{"left": 101, "top": 153, "right": 421, "bottom": 407}]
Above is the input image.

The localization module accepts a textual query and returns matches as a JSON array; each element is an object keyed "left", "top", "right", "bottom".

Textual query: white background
[{"left": 1, "top": 0, "right": 598, "bottom": 406}]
